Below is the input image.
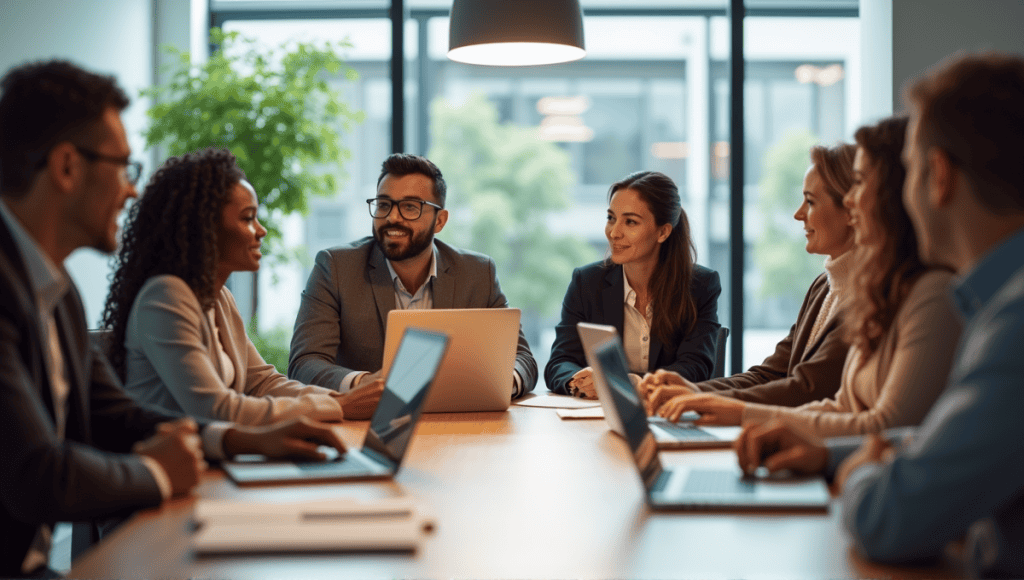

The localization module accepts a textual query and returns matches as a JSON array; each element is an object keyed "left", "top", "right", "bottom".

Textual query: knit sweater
[{"left": 741, "top": 269, "right": 962, "bottom": 437}]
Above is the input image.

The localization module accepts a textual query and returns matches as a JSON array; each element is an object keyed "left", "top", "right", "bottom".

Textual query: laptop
[
  {"left": 382, "top": 308, "right": 521, "bottom": 413},
  {"left": 592, "top": 337, "right": 830, "bottom": 511},
  {"left": 578, "top": 322, "right": 740, "bottom": 450},
  {"left": 223, "top": 327, "right": 449, "bottom": 486}
]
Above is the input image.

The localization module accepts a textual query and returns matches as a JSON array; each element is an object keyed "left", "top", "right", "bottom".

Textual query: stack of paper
[{"left": 192, "top": 496, "right": 430, "bottom": 554}]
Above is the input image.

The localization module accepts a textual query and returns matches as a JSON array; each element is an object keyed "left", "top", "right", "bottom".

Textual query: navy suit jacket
[
  {"left": 0, "top": 217, "right": 181, "bottom": 576},
  {"left": 544, "top": 261, "right": 721, "bottom": 395}
]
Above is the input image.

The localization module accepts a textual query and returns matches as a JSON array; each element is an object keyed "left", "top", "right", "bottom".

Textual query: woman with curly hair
[
  {"left": 651, "top": 116, "right": 963, "bottom": 438},
  {"left": 102, "top": 148, "right": 382, "bottom": 424}
]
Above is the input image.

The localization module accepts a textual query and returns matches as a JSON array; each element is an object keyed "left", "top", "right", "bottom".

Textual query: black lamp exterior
[{"left": 448, "top": 0, "right": 585, "bottom": 53}]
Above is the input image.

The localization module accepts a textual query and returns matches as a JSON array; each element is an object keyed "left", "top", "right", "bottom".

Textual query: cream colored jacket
[
  {"left": 742, "top": 270, "right": 962, "bottom": 437},
  {"left": 123, "top": 275, "right": 342, "bottom": 425}
]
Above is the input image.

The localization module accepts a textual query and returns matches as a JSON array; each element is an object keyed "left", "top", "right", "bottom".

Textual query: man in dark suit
[
  {"left": 288, "top": 154, "right": 538, "bottom": 399},
  {"left": 0, "top": 60, "right": 346, "bottom": 578}
]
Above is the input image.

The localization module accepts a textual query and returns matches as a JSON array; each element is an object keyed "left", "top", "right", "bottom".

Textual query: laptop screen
[
  {"left": 593, "top": 339, "right": 664, "bottom": 490},
  {"left": 362, "top": 328, "right": 449, "bottom": 465}
]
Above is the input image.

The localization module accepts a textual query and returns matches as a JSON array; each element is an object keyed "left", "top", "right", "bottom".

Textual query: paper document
[
  {"left": 557, "top": 407, "right": 605, "bottom": 420},
  {"left": 514, "top": 394, "right": 601, "bottom": 409},
  {"left": 193, "top": 497, "right": 429, "bottom": 554}
]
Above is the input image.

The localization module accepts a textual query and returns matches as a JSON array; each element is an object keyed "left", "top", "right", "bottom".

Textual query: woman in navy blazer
[{"left": 545, "top": 171, "right": 721, "bottom": 397}]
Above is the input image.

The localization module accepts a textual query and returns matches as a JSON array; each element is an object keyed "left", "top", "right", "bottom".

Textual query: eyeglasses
[
  {"left": 75, "top": 146, "right": 143, "bottom": 185},
  {"left": 366, "top": 197, "right": 443, "bottom": 220}
]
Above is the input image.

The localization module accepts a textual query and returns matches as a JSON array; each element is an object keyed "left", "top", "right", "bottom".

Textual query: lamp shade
[{"left": 447, "top": 0, "right": 586, "bottom": 66}]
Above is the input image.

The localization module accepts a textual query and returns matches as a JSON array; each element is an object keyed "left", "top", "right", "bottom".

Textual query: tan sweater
[
  {"left": 742, "top": 269, "right": 962, "bottom": 438},
  {"left": 123, "top": 275, "right": 343, "bottom": 425}
]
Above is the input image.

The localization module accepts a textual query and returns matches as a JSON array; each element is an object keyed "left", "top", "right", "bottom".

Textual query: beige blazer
[
  {"left": 123, "top": 275, "right": 342, "bottom": 425},
  {"left": 742, "top": 269, "right": 962, "bottom": 437}
]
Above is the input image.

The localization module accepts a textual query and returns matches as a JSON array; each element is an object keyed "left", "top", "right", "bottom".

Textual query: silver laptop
[
  {"left": 223, "top": 327, "right": 449, "bottom": 485},
  {"left": 382, "top": 308, "right": 521, "bottom": 413},
  {"left": 592, "top": 337, "right": 830, "bottom": 511},
  {"left": 578, "top": 322, "right": 740, "bottom": 450}
]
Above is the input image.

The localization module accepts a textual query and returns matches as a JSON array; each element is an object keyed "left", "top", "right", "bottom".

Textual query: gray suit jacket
[{"left": 288, "top": 237, "right": 538, "bottom": 397}]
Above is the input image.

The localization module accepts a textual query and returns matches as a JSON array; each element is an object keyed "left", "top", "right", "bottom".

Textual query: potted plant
[{"left": 141, "top": 27, "right": 364, "bottom": 368}]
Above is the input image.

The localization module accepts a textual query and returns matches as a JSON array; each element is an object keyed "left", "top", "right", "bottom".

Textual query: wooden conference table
[{"left": 69, "top": 401, "right": 964, "bottom": 579}]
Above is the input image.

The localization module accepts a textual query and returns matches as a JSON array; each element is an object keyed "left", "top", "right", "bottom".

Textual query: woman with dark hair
[
  {"left": 644, "top": 143, "right": 858, "bottom": 409},
  {"left": 652, "top": 117, "right": 963, "bottom": 438},
  {"left": 545, "top": 171, "right": 721, "bottom": 397},
  {"left": 102, "top": 148, "right": 382, "bottom": 424}
]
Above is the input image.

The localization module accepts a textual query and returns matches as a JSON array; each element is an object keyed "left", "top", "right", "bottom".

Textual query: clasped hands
[
  {"left": 568, "top": 367, "right": 642, "bottom": 398},
  {"left": 333, "top": 370, "right": 387, "bottom": 420}
]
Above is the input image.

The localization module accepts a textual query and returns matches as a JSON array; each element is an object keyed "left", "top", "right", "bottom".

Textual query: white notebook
[{"left": 192, "top": 497, "right": 430, "bottom": 554}]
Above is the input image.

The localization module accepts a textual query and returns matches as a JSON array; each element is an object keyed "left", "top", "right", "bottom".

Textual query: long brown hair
[
  {"left": 101, "top": 148, "right": 245, "bottom": 378},
  {"left": 607, "top": 171, "right": 697, "bottom": 345},
  {"left": 845, "top": 116, "right": 930, "bottom": 358}
]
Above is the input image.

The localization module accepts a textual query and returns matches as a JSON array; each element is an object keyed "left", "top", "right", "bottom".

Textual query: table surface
[{"left": 69, "top": 404, "right": 964, "bottom": 579}]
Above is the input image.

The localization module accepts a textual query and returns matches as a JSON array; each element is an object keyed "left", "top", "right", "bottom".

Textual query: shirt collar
[
  {"left": 0, "top": 200, "right": 70, "bottom": 312},
  {"left": 953, "top": 226, "right": 1024, "bottom": 319},
  {"left": 385, "top": 242, "right": 438, "bottom": 291},
  {"left": 622, "top": 268, "right": 637, "bottom": 307}
]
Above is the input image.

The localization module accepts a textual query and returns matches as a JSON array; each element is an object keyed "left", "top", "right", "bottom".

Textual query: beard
[{"left": 374, "top": 223, "right": 435, "bottom": 262}]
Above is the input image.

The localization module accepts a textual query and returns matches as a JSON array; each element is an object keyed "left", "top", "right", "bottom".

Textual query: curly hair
[
  {"left": 844, "top": 117, "right": 933, "bottom": 359},
  {"left": 101, "top": 148, "right": 245, "bottom": 378}
]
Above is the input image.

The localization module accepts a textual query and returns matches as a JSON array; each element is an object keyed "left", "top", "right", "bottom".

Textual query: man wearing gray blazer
[{"left": 289, "top": 154, "right": 538, "bottom": 399}]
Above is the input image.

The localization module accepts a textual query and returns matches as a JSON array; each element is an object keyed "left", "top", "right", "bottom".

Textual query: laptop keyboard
[
  {"left": 650, "top": 420, "right": 718, "bottom": 441},
  {"left": 296, "top": 457, "right": 370, "bottom": 476},
  {"left": 681, "top": 469, "right": 756, "bottom": 495}
]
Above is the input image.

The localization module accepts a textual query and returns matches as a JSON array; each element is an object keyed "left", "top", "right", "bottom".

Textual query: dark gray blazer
[
  {"left": 545, "top": 261, "right": 721, "bottom": 395},
  {"left": 0, "top": 218, "right": 178, "bottom": 576},
  {"left": 288, "top": 237, "right": 538, "bottom": 397}
]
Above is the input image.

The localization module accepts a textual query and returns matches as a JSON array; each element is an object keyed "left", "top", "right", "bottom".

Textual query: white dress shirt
[{"left": 622, "top": 270, "right": 652, "bottom": 375}]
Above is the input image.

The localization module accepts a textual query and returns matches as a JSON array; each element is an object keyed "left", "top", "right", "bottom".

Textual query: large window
[{"left": 215, "top": 0, "right": 861, "bottom": 379}]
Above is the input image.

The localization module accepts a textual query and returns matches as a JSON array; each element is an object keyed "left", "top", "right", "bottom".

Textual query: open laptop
[
  {"left": 578, "top": 322, "right": 740, "bottom": 450},
  {"left": 223, "top": 327, "right": 449, "bottom": 486},
  {"left": 382, "top": 308, "right": 520, "bottom": 413},
  {"left": 592, "top": 337, "right": 830, "bottom": 511}
]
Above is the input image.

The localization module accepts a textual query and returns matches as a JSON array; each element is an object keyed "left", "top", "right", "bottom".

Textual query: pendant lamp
[{"left": 447, "top": 0, "right": 586, "bottom": 66}]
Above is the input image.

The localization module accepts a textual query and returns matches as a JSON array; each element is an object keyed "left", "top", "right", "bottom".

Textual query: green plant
[
  {"left": 429, "top": 93, "right": 598, "bottom": 336},
  {"left": 247, "top": 317, "right": 292, "bottom": 374},
  {"left": 753, "top": 129, "right": 823, "bottom": 307},
  {"left": 141, "top": 28, "right": 364, "bottom": 267}
]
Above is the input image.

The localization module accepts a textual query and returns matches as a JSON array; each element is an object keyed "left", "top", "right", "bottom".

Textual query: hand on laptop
[
  {"left": 133, "top": 418, "right": 207, "bottom": 497},
  {"left": 735, "top": 419, "right": 827, "bottom": 477},
  {"left": 642, "top": 371, "right": 698, "bottom": 414},
  {"left": 333, "top": 378, "right": 385, "bottom": 420},
  {"left": 222, "top": 416, "right": 348, "bottom": 461},
  {"left": 569, "top": 367, "right": 597, "bottom": 398},
  {"left": 644, "top": 386, "right": 687, "bottom": 415},
  {"left": 657, "top": 393, "right": 744, "bottom": 425}
]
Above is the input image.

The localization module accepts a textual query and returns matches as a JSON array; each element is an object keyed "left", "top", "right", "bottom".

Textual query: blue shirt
[{"left": 836, "top": 227, "right": 1024, "bottom": 576}]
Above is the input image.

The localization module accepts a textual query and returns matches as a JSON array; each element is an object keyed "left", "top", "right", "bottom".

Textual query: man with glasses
[
  {"left": 289, "top": 153, "right": 538, "bottom": 399},
  {"left": 0, "top": 60, "right": 346, "bottom": 578}
]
